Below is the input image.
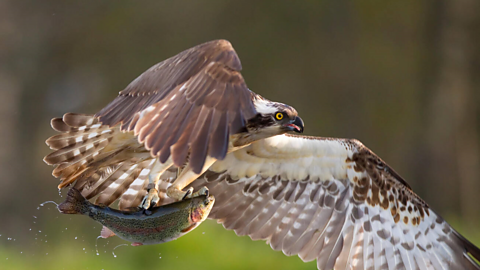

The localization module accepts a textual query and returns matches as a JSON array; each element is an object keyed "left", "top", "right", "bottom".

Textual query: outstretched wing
[
  {"left": 189, "top": 134, "right": 480, "bottom": 270},
  {"left": 96, "top": 40, "right": 257, "bottom": 173}
]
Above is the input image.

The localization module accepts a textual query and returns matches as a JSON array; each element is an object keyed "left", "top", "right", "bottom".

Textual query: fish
[{"left": 57, "top": 188, "right": 214, "bottom": 246}]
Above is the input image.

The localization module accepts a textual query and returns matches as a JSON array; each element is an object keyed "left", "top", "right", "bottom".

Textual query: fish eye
[{"left": 275, "top": 112, "right": 284, "bottom": 120}]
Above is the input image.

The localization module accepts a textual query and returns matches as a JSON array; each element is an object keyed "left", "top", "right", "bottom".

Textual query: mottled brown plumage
[
  {"left": 44, "top": 40, "right": 479, "bottom": 270},
  {"left": 95, "top": 40, "right": 257, "bottom": 173},
  {"left": 187, "top": 134, "right": 480, "bottom": 270},
  {"left": 44, "top": 40, "right": 303, "bottom": 209}
]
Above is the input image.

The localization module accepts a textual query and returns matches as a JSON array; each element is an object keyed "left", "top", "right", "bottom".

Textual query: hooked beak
[{"left": 284, "top": 116, "right": 304, "bottom": 133}]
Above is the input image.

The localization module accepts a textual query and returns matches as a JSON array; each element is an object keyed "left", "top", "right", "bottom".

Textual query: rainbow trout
[{"left": 58, "top": 188, "right": 214, "bottom": 246}]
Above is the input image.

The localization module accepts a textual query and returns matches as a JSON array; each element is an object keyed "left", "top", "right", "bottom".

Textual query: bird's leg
[
  {"left": 141, "top": 158, "right": 174, "bottom": 209},
  {"left": 166, "top": 156, "right": 216, "bottom": 201}
]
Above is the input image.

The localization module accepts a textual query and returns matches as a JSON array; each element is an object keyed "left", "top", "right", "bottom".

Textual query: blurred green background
[{"left": 1, "top": 0, "right": 479, "bottom": 269}]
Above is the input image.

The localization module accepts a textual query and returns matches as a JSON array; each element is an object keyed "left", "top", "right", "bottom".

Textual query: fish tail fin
[{"left": 57, "top": 188, "right": 89, "bottom": 214}]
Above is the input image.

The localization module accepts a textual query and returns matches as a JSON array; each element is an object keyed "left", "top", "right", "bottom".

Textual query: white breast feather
[{"left": 212, "top": 134, "right": 354, "bottom": 182}]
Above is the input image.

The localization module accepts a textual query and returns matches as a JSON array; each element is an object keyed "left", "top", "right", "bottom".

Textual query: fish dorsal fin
[{"left": 100, "top": 226, "right": 116, "bottom": 239}]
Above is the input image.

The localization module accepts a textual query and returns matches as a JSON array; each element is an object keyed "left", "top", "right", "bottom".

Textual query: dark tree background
[{"left": 0, "top": 1, "right": 479, "bottom": 269}]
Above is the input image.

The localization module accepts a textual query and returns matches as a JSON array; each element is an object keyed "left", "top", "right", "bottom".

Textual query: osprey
[{"left": 44, "top": 40, "right": 479, "bottom": 270}]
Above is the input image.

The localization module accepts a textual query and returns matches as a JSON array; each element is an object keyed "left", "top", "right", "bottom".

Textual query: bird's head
[{"left": 247, "top": 95, "right": 304, "bottom": 137}]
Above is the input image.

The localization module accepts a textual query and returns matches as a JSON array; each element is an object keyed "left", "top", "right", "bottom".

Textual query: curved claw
[
  {"left": 141, "top": 188, "right": 159, "bottom": 209},
  {"left": 182, "top": 187, "right": 194, "bottom": 200}
]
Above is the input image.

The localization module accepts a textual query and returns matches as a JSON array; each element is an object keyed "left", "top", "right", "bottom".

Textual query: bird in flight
[{"left": 44, "top": 40, "right": 479, "bottom": 270}]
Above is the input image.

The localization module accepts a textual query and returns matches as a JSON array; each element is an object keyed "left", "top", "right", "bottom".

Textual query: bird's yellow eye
[{"left": 275, "top": 112, "right": 284, "bottom": 120}]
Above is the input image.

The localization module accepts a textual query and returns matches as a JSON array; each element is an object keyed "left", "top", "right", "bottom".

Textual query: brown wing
[
  {"left": 188, "top": 134, "right": 480, "bottom": 270},
  {"left": 95, "top": 40, "right": 257, "bottom": 173}
]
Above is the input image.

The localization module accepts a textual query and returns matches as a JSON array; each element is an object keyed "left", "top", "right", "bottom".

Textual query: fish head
[{"left": 188, "top": 195, "right": 215, "bottom": 224}]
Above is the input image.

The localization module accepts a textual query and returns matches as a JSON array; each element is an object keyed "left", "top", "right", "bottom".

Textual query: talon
[
  {"left": 182, "top": 187, "right": 194, "bottom": 200},
  {"left": 151, "top": 195, "right": 160, "bottom": 206},
  {"left": 140, "top": 197, "right": 149, "bottom": 209},
  {"left": 141, "top": 188, "right": 159, "bottom": 209}
]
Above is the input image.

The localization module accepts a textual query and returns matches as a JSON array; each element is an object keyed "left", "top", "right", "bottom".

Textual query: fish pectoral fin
[{"left": 100, "top": 226, "right": 116, "bottom": 239}]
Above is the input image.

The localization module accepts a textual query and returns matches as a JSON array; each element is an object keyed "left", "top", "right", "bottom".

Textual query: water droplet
[
  {"left": 202, "top": 232, "right": 205, "bottom": 234},
  {"left": 46, "top": 253, "right": 48, "bottom": 255},
  {"left": 75, "top": 237, "right": 77, "bottom": 240},
  {"left": 40, "top": 201, "right": 59, "bottom": 207},
  {"left": 112, "top": 244, "right": 128, "bottom": 258},
  {"left": 33, "top": 216, "right": 37, "bottom": 219},
  {"left": 159, "top": 257, "right": 162, "bottom": 259},
  {"left": 95, "top": 236, "right": 102, "bottom": 255},
  {"left": 83, "top": 248, "right": 85, "bottom": 250}
]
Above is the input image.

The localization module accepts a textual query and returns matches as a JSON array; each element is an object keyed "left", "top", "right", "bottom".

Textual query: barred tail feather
[
  {"left": 74, "top": 163, "right": 126, "bottom": 199},
  {"left": 94, "top": 161, "right": 143, "bottom": 206},
  {"left": 118, "top": 165, "right": 177, "bottom": 210},
  {"left": 44, "top": 114, "right": 119, "bottom": 188},
  {"left": 73, "top": 159, "right": 155, "bottom": 208},
  {"left": 44, "top": 113, "right": 150, "bottom": 188},
  {"left": 117, "top": 160, "right": 154, "bottom": 210},
  {"left": 45, "top": 113, "right": 177, "bottom": 209}
]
